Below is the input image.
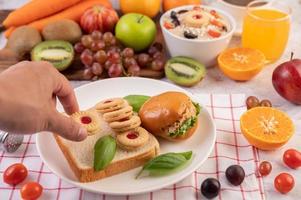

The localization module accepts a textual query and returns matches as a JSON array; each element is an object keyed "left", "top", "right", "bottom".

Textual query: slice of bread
[{"left": 53, "top": 109, "right": 160, "bottom": 183}]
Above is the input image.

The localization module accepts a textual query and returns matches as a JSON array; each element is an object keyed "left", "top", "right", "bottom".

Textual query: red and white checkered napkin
[{"left": 0, "top": 94, "right": 265, "bottom": 200}]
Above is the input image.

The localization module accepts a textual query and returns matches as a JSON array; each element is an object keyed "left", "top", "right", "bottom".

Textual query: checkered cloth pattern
[{"left": 0, "top": 94, "right": 265, "bottom": 200}]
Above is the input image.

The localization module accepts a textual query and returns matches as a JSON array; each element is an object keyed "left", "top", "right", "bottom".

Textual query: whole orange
[
  {"left": 120, "top": 0, "right": 161, "bottom": 18},
  {"left": 163, "top": 0, "right": 201, "bottom": 12}
]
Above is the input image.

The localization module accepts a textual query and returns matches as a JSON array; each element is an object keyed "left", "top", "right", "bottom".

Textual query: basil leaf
[
  {"left": 94, "top": 135, "right": 116, "bottom": 171},
  {"left": 136, "top": 151, "right": 193, "bottom": 178},
  {"left": 124, "top": 95, "right": 150, "bottom": 112}
]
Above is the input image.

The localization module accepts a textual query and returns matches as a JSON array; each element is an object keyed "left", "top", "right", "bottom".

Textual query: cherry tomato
[
  {"left": 283, "top": 149, "right": 301, "bottom": 169},
  {"left": 3, "top": 163, "right": 28, "bottom": 185},
  {"left": 274, "top": 173, "right": 294, "bottom": 194},
  {"left": 21, "top": 182, "right": 43, "bottom": 200},
  {"left": 258, "top": 161, "right": 272, "bottom": 176}
]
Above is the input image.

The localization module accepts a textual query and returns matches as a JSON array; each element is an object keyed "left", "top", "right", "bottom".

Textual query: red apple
[
  {"left": 272, "top": 53, "right": 301, "bottom": 104},
  {"left": 80, "top": 5, "right": 119, "bottom": 33}
]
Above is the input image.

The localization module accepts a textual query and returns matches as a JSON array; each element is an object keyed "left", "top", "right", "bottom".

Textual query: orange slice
[
  {"left": 218, "top": 47, "right": 266, "bottom": 81},
  {"left": 240, "top": 107, "right": 294, "bottom": 150}
]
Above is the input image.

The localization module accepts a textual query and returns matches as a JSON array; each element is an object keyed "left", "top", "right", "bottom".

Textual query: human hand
[{"left": 0, "top": 61, "right": 87, "bottom": 141}]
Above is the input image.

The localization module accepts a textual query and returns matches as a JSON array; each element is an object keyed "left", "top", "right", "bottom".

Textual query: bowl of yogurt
[{"left": 160, "top": 5, "right": 236, "bottom": 67}]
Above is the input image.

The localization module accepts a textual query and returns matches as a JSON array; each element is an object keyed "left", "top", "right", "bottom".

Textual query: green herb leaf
[
  {"left": 94, "top": 135, "right": 116, "bottom": 171},
  {"left": 168, "top": 116, "right": 197, "bottom": 137},
  {"left": 136, "top": 151, "right": 193, "bottom": 178},
  {"left": 193, "top": 101, "right": 201, "bottom": 115},
  {"left": 124, "top": 95, "right": 150, "bottom": 112},
  {"left": 168, "top": 102, "right": 201, "bottom": 138}
]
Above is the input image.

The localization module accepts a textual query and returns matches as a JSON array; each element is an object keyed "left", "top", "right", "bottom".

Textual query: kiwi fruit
[
  {"left": 0, "top": 48, "right": 19, "bottom": 62},
  {"left": 42, "top": 19, "right": 82, "bottom": 44},
  {"left": 6, "top": 26, "right": 42, "bottom": 59},
  {"left": 165, "top": 56, "right": 206, "bottom": 87},
  {"left": 31, "top": 40, "right": 74, "bottom": 71}
]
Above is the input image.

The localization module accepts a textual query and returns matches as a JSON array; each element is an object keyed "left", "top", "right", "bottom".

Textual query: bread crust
[{"left": 54, "top": 134, "right": 159, "bottom": 182}]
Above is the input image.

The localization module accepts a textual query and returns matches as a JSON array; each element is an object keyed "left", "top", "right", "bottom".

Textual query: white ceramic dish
[
  {"left": 36, "top": 77, "right": 216, "bottom": 195},
  {"left": 160, "top": 5, "right": 236, "bottom": 67}
]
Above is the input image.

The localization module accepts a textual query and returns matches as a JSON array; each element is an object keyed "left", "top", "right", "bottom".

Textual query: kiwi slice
[
  {"left": 31, "top": 40, "right": 74, "bottom": 71},
  {"left": 165, "top": 56, "right": 206, "bottom": 87}
]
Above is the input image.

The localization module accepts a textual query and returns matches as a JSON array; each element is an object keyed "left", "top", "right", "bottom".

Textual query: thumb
[{"left": 48, "top": 112, "right": 87, "bottom": 141}]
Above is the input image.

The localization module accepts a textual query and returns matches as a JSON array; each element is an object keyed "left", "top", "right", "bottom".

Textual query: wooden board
[{"left": 0, "top": 10, "right": 165, "bottom": 80}]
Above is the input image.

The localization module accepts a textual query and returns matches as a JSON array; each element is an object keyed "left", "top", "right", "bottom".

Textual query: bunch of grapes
[{"left": 74, "top": 30, "right": 165, "bottom": 80}]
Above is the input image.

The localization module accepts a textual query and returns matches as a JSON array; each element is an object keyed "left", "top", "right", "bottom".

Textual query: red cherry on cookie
[
  {"left": 127, "top": 131, "right": 139, "bottom": 139},
  {"left": 81, "top": 116, "right": 92, "bottom": 124}
]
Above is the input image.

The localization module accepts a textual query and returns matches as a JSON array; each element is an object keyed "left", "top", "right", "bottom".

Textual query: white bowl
[{"left": 160, "top": 5, "right": 236, "bottom": 67}]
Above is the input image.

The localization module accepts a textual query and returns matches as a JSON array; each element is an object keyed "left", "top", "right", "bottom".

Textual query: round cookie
[
  {"left": 103, "top": 106, "right": 133, "bottom": 123},
  {"left": 116, "top": 127, "right": 149, "bottom": 150},
  {"left": 71, "top": 111, "right": 100, "bottom": 136},
  {"left": 95, "top": 98, "right": 127, "bottom": 114},
  {"left": 111, "top": 116, "right": 141, "bottom": 133}
]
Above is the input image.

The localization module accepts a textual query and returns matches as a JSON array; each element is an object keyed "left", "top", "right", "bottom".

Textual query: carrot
[
  {"left": 4, "top": 27, "right": 16, "bottom": 38},
  {"left": 3, "top": 0, "right": 82, "bottom": 28},
  {"left": 28, "top": 0, "right": 112, "bottom": 31}
]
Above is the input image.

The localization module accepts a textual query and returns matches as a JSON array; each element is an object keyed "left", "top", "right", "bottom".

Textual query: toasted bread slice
[{"left": 53, "top": 109, "right": 160, "bottom": 183}]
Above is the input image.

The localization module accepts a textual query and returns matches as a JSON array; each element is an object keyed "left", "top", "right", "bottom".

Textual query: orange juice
[{"left": 242, "top": 9, "right": 290, "bottom": 62}]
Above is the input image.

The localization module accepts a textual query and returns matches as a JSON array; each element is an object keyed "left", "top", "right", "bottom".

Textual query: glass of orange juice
[{"left": 242, "top": 0, "right": 291, "bottom": 63}]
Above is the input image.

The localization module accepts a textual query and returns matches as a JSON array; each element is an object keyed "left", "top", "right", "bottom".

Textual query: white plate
[{"left": 36, "top": 77, "right": 216, "bottom": 195}]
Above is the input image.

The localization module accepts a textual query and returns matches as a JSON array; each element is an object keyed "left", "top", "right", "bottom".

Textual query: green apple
[{"left": 115, "top": 13, "right": 156, "bottom": 52}]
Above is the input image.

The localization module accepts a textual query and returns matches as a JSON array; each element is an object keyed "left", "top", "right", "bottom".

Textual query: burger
[{"left": 139, "top": 91, "right": 200, "bottom": 142}]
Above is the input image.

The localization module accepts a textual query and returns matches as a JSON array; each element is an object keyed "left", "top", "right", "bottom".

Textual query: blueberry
[
  {"left": 170, "top": 11, "right": 177, "bottom": 19},
  {"left": 184, "top": 30, "right": 197, "bottom": 39},
  {"left": 172, "top": 19, "right": 180, "bottom": 27}
]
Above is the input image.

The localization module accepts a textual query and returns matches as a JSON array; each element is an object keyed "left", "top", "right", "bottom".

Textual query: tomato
[
  {"left": 208, "top": 29, "right": 221, "bottom": 38},
  {"left": 258, "top": 161, "right": 272, "bottom": 176},
  {"left": 283, "top": 149, "right": 301, "bottom": 169},
  {"left": 274, "top": 173, "right": 294, "bottom": 194},
  {"left": 21, "top": 182, "right": 43, "bottom": 200},
  {"left": 3, "top": 163, "right": 28, "bottom": 185}
]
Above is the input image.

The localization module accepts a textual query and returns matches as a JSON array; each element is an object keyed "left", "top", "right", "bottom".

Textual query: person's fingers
[
  {"left": 53, "top": 73, "right": 79, "bottom": 115},
  {"left": 48, "top": 111, "right": 87, "bottom": 141}
]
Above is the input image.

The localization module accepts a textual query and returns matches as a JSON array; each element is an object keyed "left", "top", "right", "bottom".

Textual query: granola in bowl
[{"left": 163, "top": 6, "right": 230, "bottom": 40}]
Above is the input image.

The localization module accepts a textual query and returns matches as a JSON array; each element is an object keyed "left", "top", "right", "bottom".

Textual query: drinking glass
[{"left": 242, "top": 0, "right": 291, "bottom": 63}]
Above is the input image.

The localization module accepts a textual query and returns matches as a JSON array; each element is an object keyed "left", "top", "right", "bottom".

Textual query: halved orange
[
  {"left": 218, "top": 47, "right": 266, "bottom": 81},
  {"left": 240, "top": 107, "right": 294, "bottom": 150}
]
